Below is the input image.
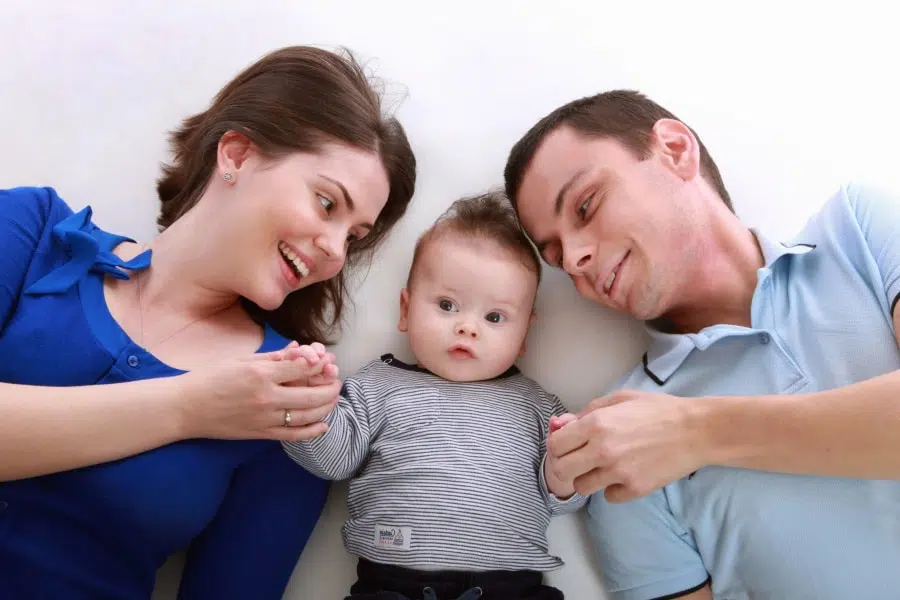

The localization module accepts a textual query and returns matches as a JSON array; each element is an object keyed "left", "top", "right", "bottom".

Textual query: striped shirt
[{"left": 282, "top": 353, "right": 586, "bottom": 572}]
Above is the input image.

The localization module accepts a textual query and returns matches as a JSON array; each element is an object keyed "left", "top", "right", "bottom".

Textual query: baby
[{"left": 283, "top": 191, "right": 586, "bottom": 600}]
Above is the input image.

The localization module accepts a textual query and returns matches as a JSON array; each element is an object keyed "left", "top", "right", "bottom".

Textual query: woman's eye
[
  {"left": 439, "top": 299, "right": 457, "bottom": 312},
  {"left": 318, "top": 194, "right": 335, "bottom": 213},
  {"left": 485, "top": 312, "right": 505, "bottom": 323}
]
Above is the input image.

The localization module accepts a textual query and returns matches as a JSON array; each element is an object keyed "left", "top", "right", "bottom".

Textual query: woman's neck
[{"left": 126, "top": 208, "right": 240, "bottom": 321}]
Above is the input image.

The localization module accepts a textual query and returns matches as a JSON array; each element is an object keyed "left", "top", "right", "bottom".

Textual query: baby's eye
[
  {"left": 318, "top": 194, "right": 335, "bottom": 213},
  {"left": 485, "top": 312, "right": 505, "bottom": 323},
  {"left": 439, "top": 299, "right": 457, "bottom": 312}
]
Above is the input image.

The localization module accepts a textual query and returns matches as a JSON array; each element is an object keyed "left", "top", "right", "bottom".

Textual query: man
[{"left": 503, "top": 90, "right": 900, "bottom": 600}]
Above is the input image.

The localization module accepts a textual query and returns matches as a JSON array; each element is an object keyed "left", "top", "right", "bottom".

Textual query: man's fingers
[
  {"left": 603, "top": 482, "right": 638, "bottom": 504},
  {"left": 576, "top": 393, "right": 631, "bottom": 418},
  {"left": 551, "top": 439, "right": 608, "bottom": 483},
  {"left": 572, "top": 466, "right": 623, "bottom": 497},
  {"left": 547, "top": 413, "right": 593, "bottom": 457}
]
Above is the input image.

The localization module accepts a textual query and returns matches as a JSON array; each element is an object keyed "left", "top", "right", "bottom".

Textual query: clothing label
[{"left": 374, "top": 524, "right": 412, "bottom": 550}]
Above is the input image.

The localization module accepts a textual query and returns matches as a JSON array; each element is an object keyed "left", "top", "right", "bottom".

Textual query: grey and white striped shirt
[{"left": 282, "top": 354, "right": 586, "bottom": 572}]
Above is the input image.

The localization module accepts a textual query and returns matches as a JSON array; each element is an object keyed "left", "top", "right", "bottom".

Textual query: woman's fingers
[
  {"left": 271, "top": 397, "right": 337, "bottom": 429},
  {"left": 274, "top": 378, "right": 341, "bottom": 410},
  {"left": 267, "top": 422, "right": 330, "bottom": 442}
]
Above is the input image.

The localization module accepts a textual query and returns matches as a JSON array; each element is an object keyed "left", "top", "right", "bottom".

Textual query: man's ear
[
  {"left": 398, "top": 288, "right": 410, "bottom": 332},
  {"left": 518, "top": 311, "right": 537, "bottom": 356},
  {"left": 651, "top": 118, "right": 700, "bottom": 182}
]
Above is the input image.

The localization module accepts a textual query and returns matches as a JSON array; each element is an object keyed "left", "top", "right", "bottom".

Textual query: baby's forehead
[
  {"left": 414, "top": 235, "right": 537, "bottom": 295},
  {"left": 420, "top": 231, "right": 520, "bottom": 268}
]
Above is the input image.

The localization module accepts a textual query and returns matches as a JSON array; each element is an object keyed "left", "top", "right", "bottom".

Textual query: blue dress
[{"left": 0, "top": 187, "right": 329, "bottom": 599}]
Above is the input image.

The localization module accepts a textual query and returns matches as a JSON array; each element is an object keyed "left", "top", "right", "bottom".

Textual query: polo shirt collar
[{"left": 641, "top": 229, "right": 816, "bottom": 385}]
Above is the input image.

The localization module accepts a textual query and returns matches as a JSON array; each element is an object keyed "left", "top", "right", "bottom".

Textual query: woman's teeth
[{"left": 278, "top": 241, "right": 310, "bottom": 278}]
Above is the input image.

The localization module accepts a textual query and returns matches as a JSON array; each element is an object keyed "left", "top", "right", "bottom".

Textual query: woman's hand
[{"left": 177, "top": 342, "right": 342, "bottom": 442}]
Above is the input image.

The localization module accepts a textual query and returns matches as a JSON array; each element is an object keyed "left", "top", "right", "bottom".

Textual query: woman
[{"left": 0, "top": 45, "right": 416, "bottom": 600}]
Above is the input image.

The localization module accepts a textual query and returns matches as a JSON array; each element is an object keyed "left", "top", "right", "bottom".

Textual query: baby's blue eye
[
  {"left": 439, "top": 299, "right": 457, "bottom": 312},
  {"left": 485, "top": 312, "right": 505, "bottom": 323}
]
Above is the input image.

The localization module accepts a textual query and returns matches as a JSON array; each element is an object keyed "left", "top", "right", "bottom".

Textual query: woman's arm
[
  {"left": 0, "top": 378, "right": 185, "bottom": 481},
  {"left": 0, "top": 353, "right": 340, "bottom": 482}
]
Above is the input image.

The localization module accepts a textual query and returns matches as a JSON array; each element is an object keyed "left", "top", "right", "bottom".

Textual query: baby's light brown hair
[{"left": 406, "top": 189, "right": 542, "bottom": 289}]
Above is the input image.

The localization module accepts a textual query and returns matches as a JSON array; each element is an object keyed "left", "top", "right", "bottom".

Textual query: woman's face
[{"left": 219, "top": 135, "right": 391, "bottom": 311}]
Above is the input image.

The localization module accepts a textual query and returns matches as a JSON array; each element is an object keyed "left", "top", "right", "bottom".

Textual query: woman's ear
[
  {"left": 217, "top": 131, "right": 256, "bottom": 183},
  {"left": 651, "top": 118, "right": 701, "bottom": 182}
]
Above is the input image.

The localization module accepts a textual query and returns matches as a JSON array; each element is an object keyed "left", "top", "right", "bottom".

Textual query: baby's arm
[
  {"left": 539, "top": 394, "right": 589, "bottom": 514},
  {"left": 281, "top": 358, "right": 377, "bottom": 481}
]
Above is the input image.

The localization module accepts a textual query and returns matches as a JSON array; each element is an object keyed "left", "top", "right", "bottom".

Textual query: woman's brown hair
[{"left": 155, "top": 45, "right": 417, "bottom": 344}]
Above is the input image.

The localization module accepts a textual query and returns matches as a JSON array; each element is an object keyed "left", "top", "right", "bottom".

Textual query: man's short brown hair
[
  {"left": 504, "top": 89, "right": 733, "bottom": 212},
  {"left": 407, "top": 189, "right": 541, "bottom": 288}
]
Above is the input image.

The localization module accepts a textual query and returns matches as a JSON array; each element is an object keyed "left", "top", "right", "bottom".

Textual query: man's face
[{"left": 515, "top": 124, "right": 700, "bottom": 321}]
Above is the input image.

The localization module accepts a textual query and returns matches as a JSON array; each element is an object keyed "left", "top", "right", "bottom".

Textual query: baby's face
[{"left": 399, "top": 234, "right": 538, "bottom": 382}]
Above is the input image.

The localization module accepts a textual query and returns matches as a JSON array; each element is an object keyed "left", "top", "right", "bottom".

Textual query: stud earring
[{"left": 223, "top": 172, "right": 234, "bottom": 183}]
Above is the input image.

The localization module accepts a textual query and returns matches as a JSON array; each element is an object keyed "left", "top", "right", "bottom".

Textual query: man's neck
[{"left": 660, "top": 216, "right": 764, "bottom": 335}]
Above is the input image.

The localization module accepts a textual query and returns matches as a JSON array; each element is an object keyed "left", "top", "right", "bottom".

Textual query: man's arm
[{"left": 704, "top": 314, "right": 900, "bottom": 480}]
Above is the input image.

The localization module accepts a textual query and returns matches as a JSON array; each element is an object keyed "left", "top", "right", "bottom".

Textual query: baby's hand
[
  {"left": 545, "top": 413, "right": 578, "bottom": 499},
  {"left": 549, "top": 413, "right": 577, "bottom": 434},
  {"left": 286, "top": 342, "right": 340, "bottom": 385}
]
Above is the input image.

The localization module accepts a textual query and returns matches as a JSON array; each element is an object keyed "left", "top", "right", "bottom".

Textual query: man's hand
[{"left": 546, "top": 390, "right": 709, "bottom": 502}]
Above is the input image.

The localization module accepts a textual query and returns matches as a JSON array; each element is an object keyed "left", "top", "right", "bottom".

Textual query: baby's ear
[{"left": 398, "top": 288, "right": 410, "bottom": 332}]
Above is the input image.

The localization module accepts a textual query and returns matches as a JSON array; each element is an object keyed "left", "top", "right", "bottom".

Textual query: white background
[{"left": 1, "top": 2, "right": 897, "bottom": 598}]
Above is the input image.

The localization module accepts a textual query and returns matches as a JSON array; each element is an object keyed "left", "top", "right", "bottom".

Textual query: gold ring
[{"left": 283, "top": 409, "right": 292, "bottom": 427}]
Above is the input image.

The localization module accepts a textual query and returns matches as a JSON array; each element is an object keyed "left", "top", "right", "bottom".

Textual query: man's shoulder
[{"left": 791, "top": 180, "right": 898, "bottom": 242}]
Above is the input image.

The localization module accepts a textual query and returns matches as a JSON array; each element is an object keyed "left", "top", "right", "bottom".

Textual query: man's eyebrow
[
  {"left": 321, "top": 175, "right": 373, "bottom": 231},
  {"left": 554, "top": 168, "right": 587, "bottom": 216}
]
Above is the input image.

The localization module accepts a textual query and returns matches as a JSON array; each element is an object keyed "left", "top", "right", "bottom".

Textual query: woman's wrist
[{"left": 152, "top": 375, "right": 196, "bottom": 442}]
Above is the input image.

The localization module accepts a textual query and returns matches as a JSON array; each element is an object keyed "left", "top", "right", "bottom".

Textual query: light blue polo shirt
[{"left": 586, "top": 181, "right": 900, "bottom": 600}]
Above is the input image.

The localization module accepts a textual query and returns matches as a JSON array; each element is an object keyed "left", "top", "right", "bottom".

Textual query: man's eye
[{"left": 576, "top": 194, "right": 594, "bottom": 219}]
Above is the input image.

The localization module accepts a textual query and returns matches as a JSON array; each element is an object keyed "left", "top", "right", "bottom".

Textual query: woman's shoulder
[{"left": 1, "top": 186, "right": 76, "bottom": 233}]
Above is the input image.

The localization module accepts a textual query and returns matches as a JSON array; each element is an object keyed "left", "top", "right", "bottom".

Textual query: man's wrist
[{"left": 686, "top": 395, "right": 741, "bottom": 469}]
